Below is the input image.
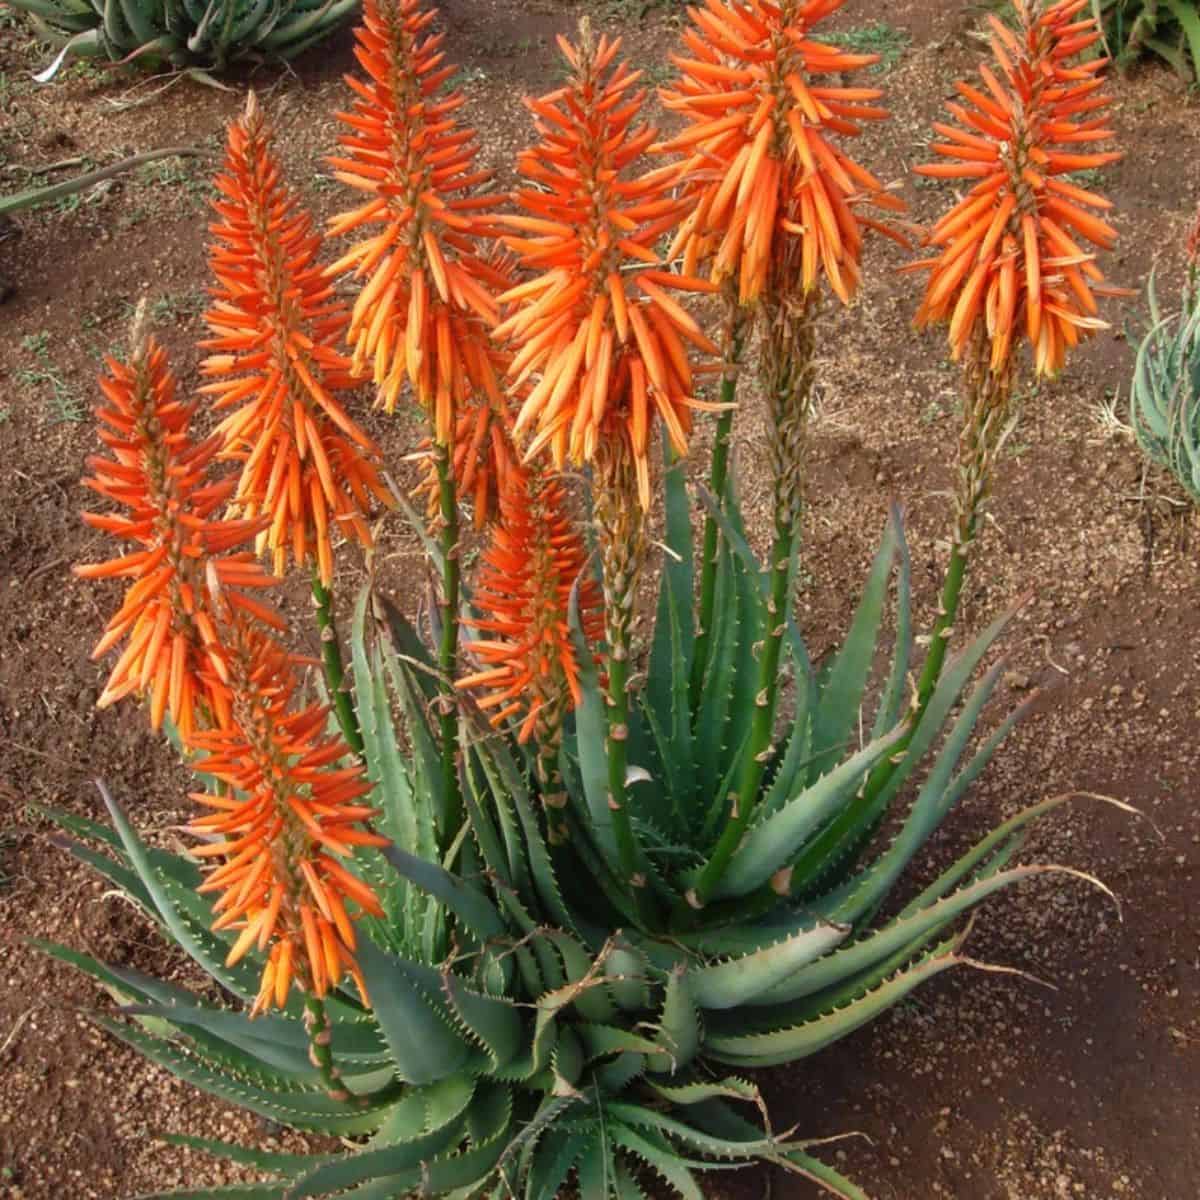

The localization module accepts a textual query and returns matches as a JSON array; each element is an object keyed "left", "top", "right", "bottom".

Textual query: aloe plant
[
  {"left": 9, "top": 0, "right": 360, "bottom": 76},
  {"left": 1090, "top": 0, "right": 1200, "bottom": 78},
  {"left": 1130, "top": 270, "right": 1200, "bottom": 500},
  {"left": 44, "top": 468, "right": 1114, "bottom": 1199},
  {"left": 46, "top": 5, "right": 1125, "bottom": 1196}
]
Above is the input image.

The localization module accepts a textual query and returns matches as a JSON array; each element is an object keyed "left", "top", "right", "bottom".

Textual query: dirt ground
[{"left": 0, "top": 1, "right": 1197, "bottom": 1197}]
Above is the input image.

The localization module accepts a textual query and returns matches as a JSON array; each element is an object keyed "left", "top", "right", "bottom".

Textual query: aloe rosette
[
  {"left": 10, "top": 0, "right": 358, "bottom": 75},
  {"left": 45, "top": 475, "right": 1113, "bottom": 1198}
]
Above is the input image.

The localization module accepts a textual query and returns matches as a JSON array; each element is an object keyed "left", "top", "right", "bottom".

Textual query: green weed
[
  {"left": 826, "top": 21, "right": 912, "bottom": 73},
  {"left": 17, "top": 331, "right": 85, "bottom": 424}
]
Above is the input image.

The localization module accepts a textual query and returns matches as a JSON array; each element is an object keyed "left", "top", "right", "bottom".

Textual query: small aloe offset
[
  {"left": 1130, "top": 262, "right": 1200, "bottom": 503},
  {"left": 47, "top": 3, "right": 1128, "bottom": 1199}
]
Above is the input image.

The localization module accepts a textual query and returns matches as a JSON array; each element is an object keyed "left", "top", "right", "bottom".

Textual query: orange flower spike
[
  {"left": 912, "top": 0, "right": 1122, "bottom": 375},
  {"left": 202, "top": 93, "right": 391, "bottom": 586},
  {"left": 188, "top": 615, "right": 386, "bottom": 1016},
  {"left": 500, "top": 28, "right": 718, "bottom": 500},
  {"left": 659, "top": 0, "right": 903, "bottom": 306},
  {"left": 457, "top": 468, "right": 604, "bottom": 744},
  {"left": 76, "top": 338, "right": 277, "bottom": 738},
  {"left": 328, "top": 0, "right": 505, "bottom": 443}
]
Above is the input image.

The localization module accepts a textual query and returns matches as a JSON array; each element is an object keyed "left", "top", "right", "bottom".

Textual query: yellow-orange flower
[
  {"left": 659, "top": 0, "right": 905, "bottom": 305},
  {"left": 911, "top": 0, "right": 1123, "bottom": 375},
  {"left": 327, "top": 0, "right": 506, "bottom": 444},
  {"left": 499, "top": 30, "right": 720, "bottom": 506},
  {"left": 201, "top": 93, "right": 391, "bottom": 585},
  {"left": 188, "top": 614, "right": 387, "bottom": 1015},
  {"left": 458, "top": 468, "right": 603, "bottom": 743},
  {"left": 76, "top": 339, "right": 278, "bottom": 739}
]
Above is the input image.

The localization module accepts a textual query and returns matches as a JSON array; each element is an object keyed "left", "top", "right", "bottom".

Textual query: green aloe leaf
[
  {"left": 705, "top": 944, "right": 965, "bottom": 1066},
  {"left": 647, "top": 448, "right": 695, "bottom": 726},
  {"left": 566, "top": 579, "right": 621, "bottom": 870},
  {"left": 691, "top": 1101, "right": 868, "bottom": 1200},
  {"left": 118, "top": 1001, "right": 317, "bottom": 1078},
  {"left": 32, "top": 939, "right": 183, "bottom": 1007},
  {"left": 289, "top": 1081, "right": 512, "bottom": 1200},
  {"left": 49, "top": 834, "right": 155, "bottom": 912},
  {"left": 647, "top": 964, "right": 700, "bottom": 1073},
  {"left": 527, "top": 1131, "right": 592, "bottom": 1200},
  {"left": 605, "top": 1120, "right": 707, "bottom": 1199},
  {"left": 871, "top": 506, "right": 913, "bottom": 739},
  {"left": 374, "top": 591, "right": 438, "bottom": 700},
  {"left": 753, "top": 864, "right": 1057, "bottom": 1007},
  {"left": 354, "top": 939, "right": 478, "bottom": 1085},
  {"left": 476, "top": 719, "right": 577, "bottom": 932},
  {"left": 461, "top": 738, "right": 523, "bottom": 893},
  {"left": 93, "top": 1015, "right": 398, "bottom": 1134},
  {"left": 807, "top": 519, "right": 898, "bottom": 783},
  {"left": 100, "top": 787, "right": 262, "bottom": 1002},
  {"left": 689, "top": 919, "right": 851, "bottom": 1009},
  {"left": 158, "top": 1133, "right": 320, "bottom": 1176},
  {"left": 694, "top": 534, "right": 740, "bottom": 790},
  {"left": 641, "top": 580, "right": 696, "bottom": 832},
  {"left": 792, "top": 600, "right": 1019, "bottom": 900},
  {"left": 1162, "top": 0, "right": 1200, "bottom": 75},
  {"left": 709, "top": 720, "right": 908, "bottom": 900},
  {"left": 645, "top": 1075, "right": 762, "bottom": 1109},
  {"left": 819, "top": 660, "right": 1010, "bottom": 927},
  {"left": 377, "top": 843, "right": 505, "bottom": 944},
  {"left": 441, "top": 969, "right": 522, "bottom": 1072}
]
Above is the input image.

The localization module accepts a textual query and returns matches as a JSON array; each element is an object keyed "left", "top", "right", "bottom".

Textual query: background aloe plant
[
  {"left": 8, "top": 0, "right": 359, "bottom": 77},
  {"left": 1090, "top": 0, "right": 1200, "bottom": 78},
  {"left": 1130, "top": 267, "right": 1200, "bottom": 501}
]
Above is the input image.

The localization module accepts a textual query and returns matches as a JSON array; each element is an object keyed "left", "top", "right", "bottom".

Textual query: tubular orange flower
[
  {"left": 412, "top": 394, "right": 522, "bottom": 528},
  {"left": 327, "top": 0, "right": 506, "bottom": 443},
  {"left": 76, "top": 338, "right": 278, "bottom": 739},
  {"left": 187, "top": 612, "right": 387, "bottom": 1016},
  {"left": 659, "top": 0, "right": 906, "bottom": 306},
  {"left": 201, "top": 93, "right": 391, "bottom": 586},
  {"left": 499, "top": 28, "right": 721, "bottom": 505},
  {"left": 911, "top": 0, "right": 1123, "bottom": 376},
  {"left": 411, "top": 250, "right": 525, "bottom": 529},
  {"left": 457, "top": 467, "right": 603, "bottom": 745}
]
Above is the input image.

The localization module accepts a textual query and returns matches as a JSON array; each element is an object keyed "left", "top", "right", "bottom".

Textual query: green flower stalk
[
  {"left": 690, "top": 295, "right": 750, "bottom": 711},
  {"left": 433, "top": 442, "right": 464, "bottom": 850},
  {"left": 689, "top": 288, "right": 820, "bottom": 911},
  {"left": 593, "top": 438, "right": 651, "bottom": 898}
]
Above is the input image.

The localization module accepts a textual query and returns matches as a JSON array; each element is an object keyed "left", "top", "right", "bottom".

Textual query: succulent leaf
[
  {"left": 807, "top": 518, "right": 898, "bottom": 783},
  {"left": 93, "top": 1014, "right": 400, "bottom": 1134},
  {"left": 158, "top": 1133, "right": 322, "bottom": 1177},
  {"left": 711, "top": 721, "right": 909, "bottom": 901},
  {"left": 705, "top": 947, "right": 965, "bottom": 1067}
]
